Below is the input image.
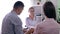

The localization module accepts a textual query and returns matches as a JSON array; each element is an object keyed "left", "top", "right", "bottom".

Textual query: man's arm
[
  {"left": 11, "top": 17, "right": 24, "bottom": 34},
  {"left": 14, "top": 24, "right": 24, "bottom": 34}
]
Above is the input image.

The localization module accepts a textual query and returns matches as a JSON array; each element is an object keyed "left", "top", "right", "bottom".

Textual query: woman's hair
[
  {"left": 29, "top": 7, "right": 34, "bottom": 10},
  {"left": 43, "top": 1, "right": 56, "bottom": 20},
  {"left": 29, "top": 7, "right": 34, "bottom": 12}
]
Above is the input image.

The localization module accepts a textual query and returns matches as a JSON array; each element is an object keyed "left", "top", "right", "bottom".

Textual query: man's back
[{"left": 2, "top": 11, "right": 23, "bottom": 34}]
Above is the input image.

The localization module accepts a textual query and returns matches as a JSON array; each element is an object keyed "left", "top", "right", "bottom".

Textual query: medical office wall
[{"left": 31, "top": 0, "right": 60, "bottom": 23}]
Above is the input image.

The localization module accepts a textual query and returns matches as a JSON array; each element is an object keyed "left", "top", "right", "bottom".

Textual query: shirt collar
[{"left": 11, "top": 10, "right": 18, "bottom": 16}]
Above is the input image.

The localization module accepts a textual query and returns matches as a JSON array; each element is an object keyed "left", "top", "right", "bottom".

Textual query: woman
[
  {"left": 26, "top": 7, "right": 36, "bottom": 29},
  {"left": 26, "top": 1, "right": 60, "bottom": 34}
]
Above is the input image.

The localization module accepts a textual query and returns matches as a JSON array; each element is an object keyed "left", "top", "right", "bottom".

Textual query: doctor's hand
[
  {"left": 25, "top": 28, "right": 34, "bottom": 34},
  {"left": 29, "top": 28, "right": 34, "bottom": 33}
]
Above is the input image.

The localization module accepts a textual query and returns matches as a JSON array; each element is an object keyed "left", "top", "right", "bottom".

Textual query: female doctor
[{"left": 26, "top": 7, "right": 36, "bottom": 29}]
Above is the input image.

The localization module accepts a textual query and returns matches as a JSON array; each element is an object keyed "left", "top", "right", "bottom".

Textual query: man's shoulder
[
  {"left": 5, "top": 12, "right": 12, "bottom": 18},
  {"left": 4, "top": 13, "right": 10, "bottom": 18},
  {"left": 4, "top": 12, "right": 16, "bottom": 20}
]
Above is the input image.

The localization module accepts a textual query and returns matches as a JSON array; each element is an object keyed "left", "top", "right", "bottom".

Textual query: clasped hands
[{"left": 24, "top": 28, "right": 34, "bottom": 34}]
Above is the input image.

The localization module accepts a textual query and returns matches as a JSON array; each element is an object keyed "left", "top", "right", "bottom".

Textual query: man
[{"left": 2, "top": 1, "right": 24, "bottom": 34}]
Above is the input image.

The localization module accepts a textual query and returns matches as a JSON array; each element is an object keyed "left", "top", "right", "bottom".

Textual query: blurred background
[{"left": 0, "top": 0, "right": 60, "bottom": 34}]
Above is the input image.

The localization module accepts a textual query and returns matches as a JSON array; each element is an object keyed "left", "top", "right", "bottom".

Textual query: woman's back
[{"left": 33, "top": 18, "right": 60, "bottom": 34}]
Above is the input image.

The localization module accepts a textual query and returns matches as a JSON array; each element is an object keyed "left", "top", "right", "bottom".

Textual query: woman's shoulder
[
  {"left": 36, "top": 18, "right": 56, "bottom": 25},
  {"left": 36, "top": 18, "right": 59, "bottom": 28},
  {"left": 26, "top": 17, "right": 30, "bottom": 20},
  {"left": 26, "top": 17, "right": 29, "bottom": 19}
]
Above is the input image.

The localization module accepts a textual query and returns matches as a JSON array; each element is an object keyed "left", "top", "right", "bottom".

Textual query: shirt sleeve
[
  {"left": 26, "top": 18, "right": 32, "bottom": 28},
  {"left": 10, "top": 17, "right": 24, "bottom": 34}
]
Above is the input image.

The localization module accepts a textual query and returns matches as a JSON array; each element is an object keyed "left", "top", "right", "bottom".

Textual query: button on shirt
[{"left": 2, "top": 11, "right": 24, "bottom": 34}]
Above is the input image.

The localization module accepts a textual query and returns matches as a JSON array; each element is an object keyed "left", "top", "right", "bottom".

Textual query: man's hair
[
  {"left": 13, "top": 1, "right": 24, "bottom": 9},
  {"left": 43, "top": 1, "right": 56, "bottom": 20}
]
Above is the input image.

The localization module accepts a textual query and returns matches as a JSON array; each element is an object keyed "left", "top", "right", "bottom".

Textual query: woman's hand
[
  {"left": 29, "top": 28, "right": 34, "bottom": 33},
  {"left": 23, "top": 29, "right": 27, "bottom": 33},
  {"left": 25, "top": 28, "right": 34, "bottom": 34}
]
